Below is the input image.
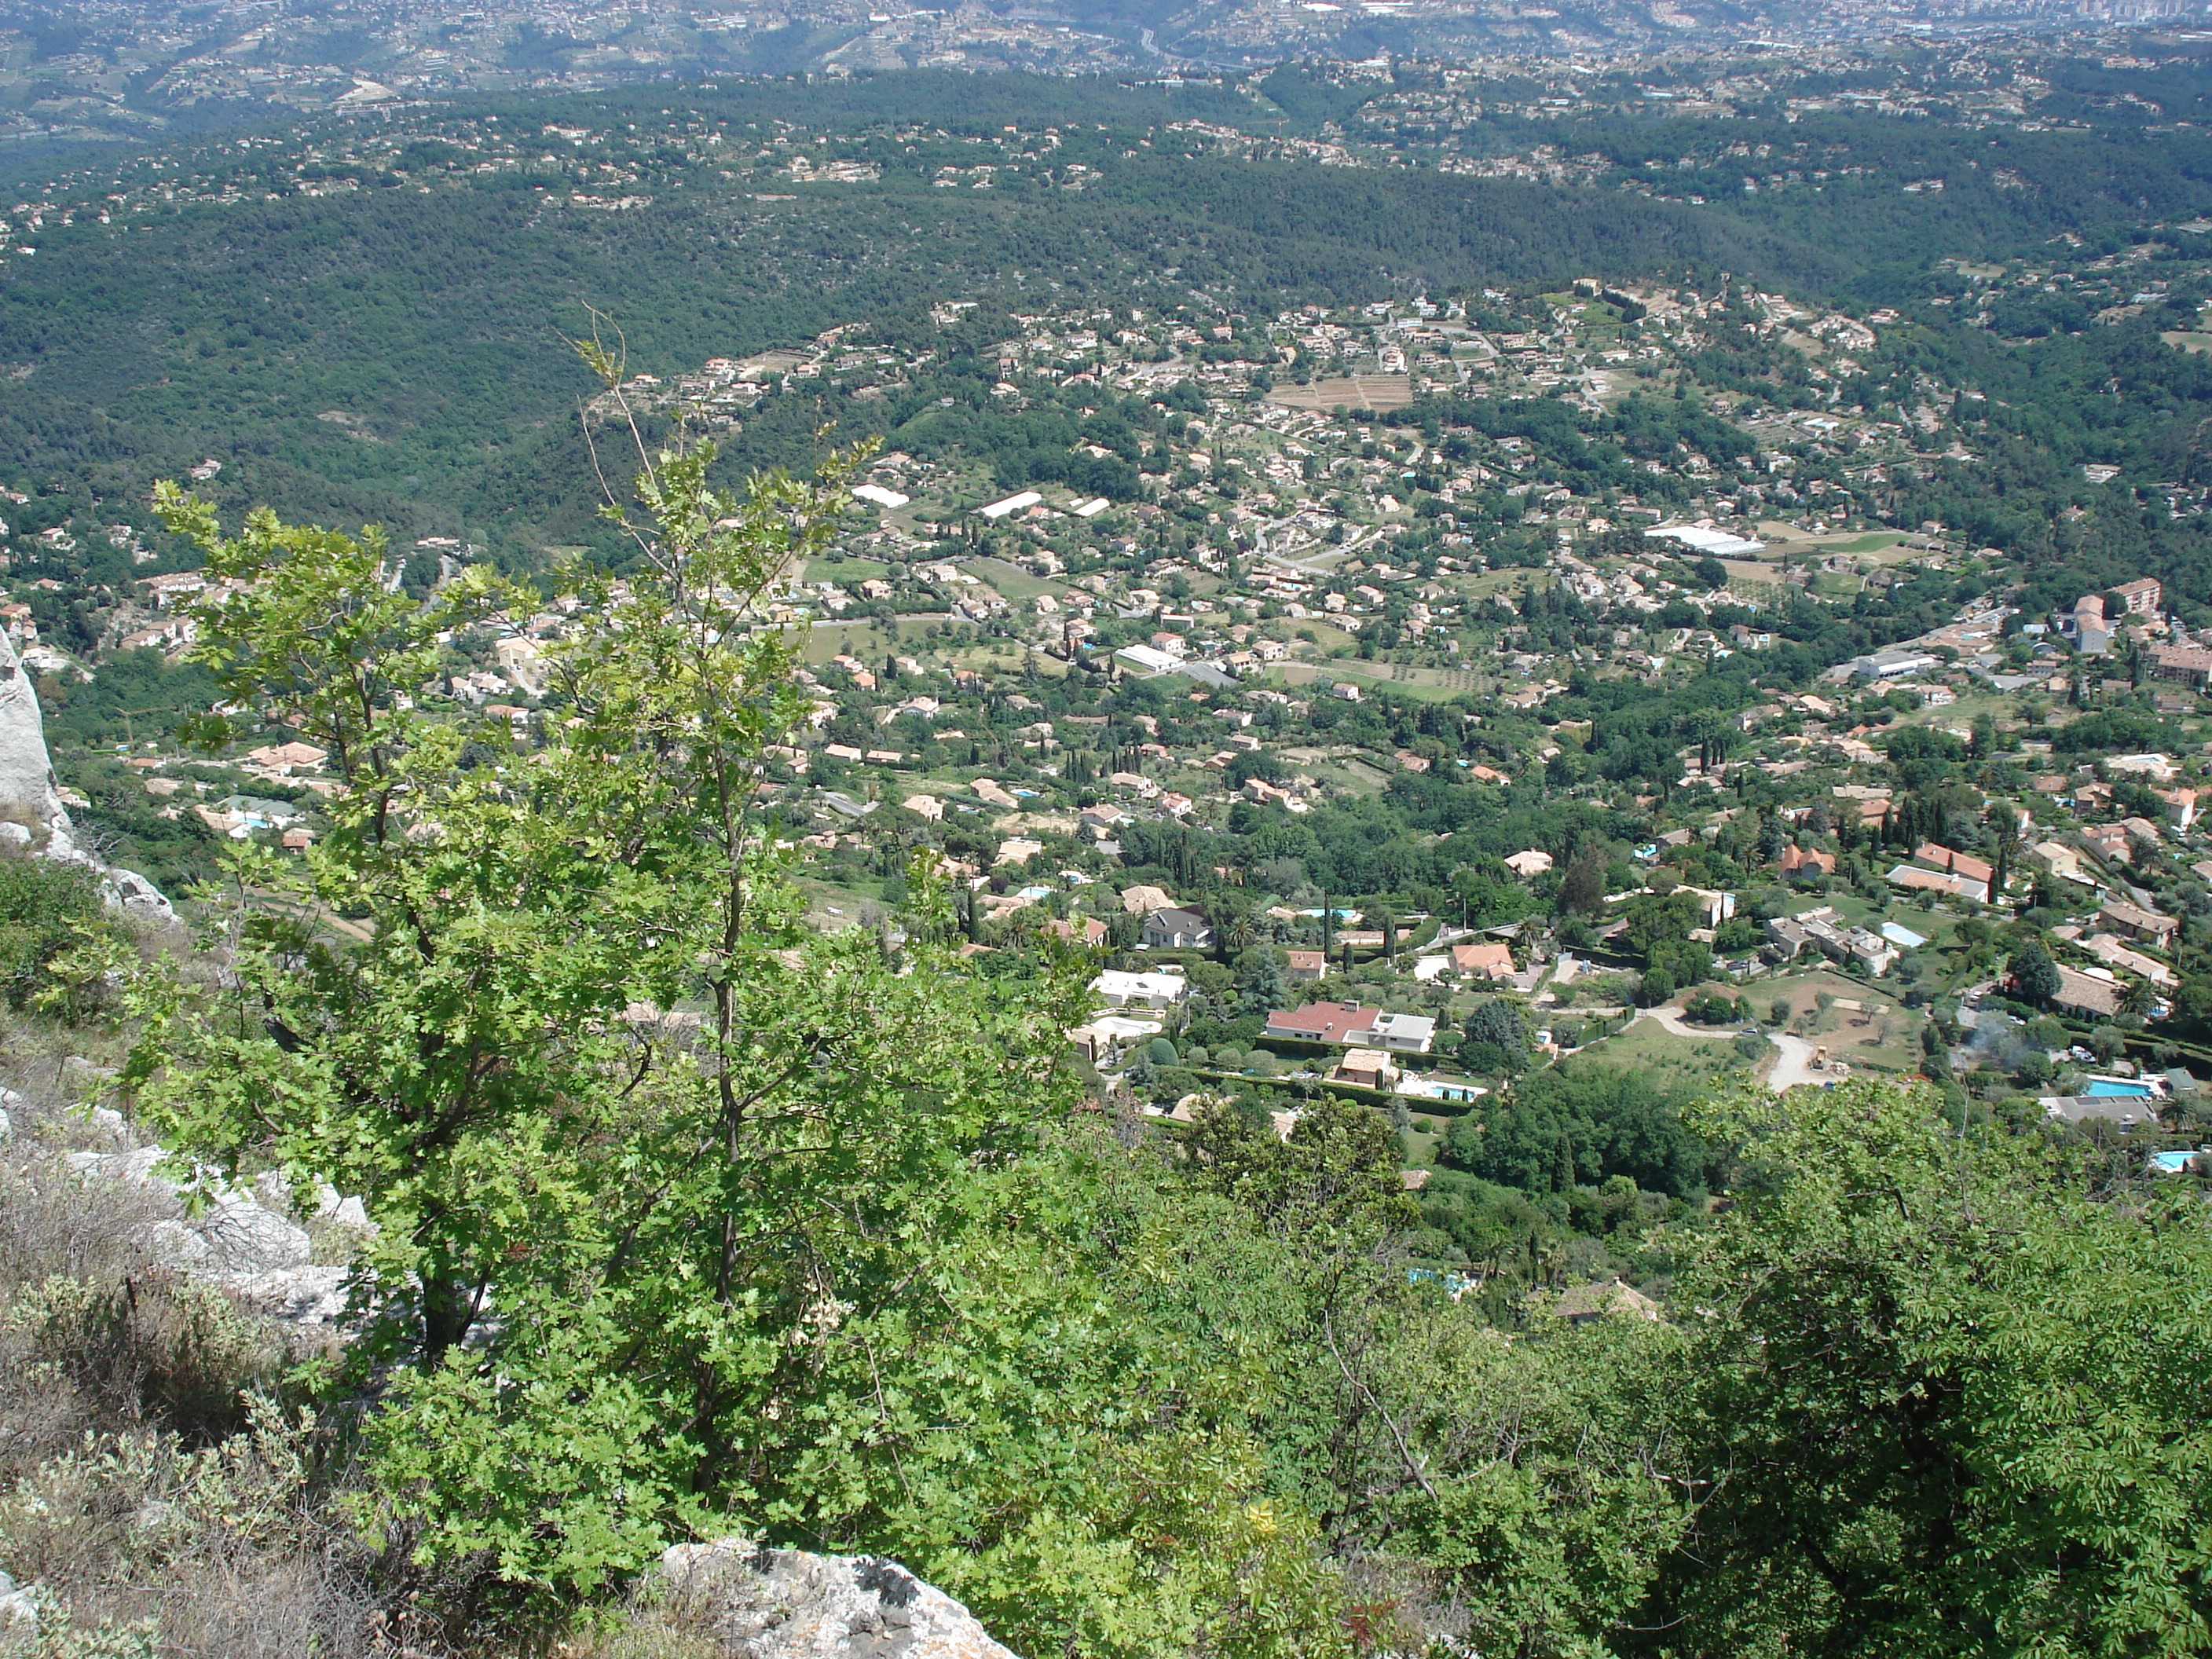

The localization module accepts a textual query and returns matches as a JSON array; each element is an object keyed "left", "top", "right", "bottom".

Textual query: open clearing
[{"left": 1580, "top": 1014, "right": 1749, "bottom": 1090}]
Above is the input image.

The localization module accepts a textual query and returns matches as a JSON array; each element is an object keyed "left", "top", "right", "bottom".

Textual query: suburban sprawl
[
  {"left": 17, "top": 22, "right": 2212, "bottom": 1656},
  {"left": 20, "top": 234, "right": 2212, "bottom": 1255}
]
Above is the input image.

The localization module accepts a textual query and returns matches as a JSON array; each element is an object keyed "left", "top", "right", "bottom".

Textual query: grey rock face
[
  {"left": 658, "top": 1540, "right": 1019, "bottom": 1659},
  {"left": 193, "top": 1193, "right": 314, "bottom": 1274},
  {"left": 63, "top": 1145, "right": 174, "bottom": 1192},
  {"left": 144, "top": 1218, "right": 214, "bottom": 1268},
  {"left": 0, "top": 627, "right": 172, "bottom": 916},
  {"left": 63, "top": 1146, "right": 318, "bottom": 1280},
  {"left": 226, "top": 1264, "right": 352, "bottom": 1330},
  {"left": 104, "top": 866, "right": 176, "bottom": 922},
  {"left": 0, "top": 1566, "right": 37, "bottom": 1636},
  {"left": 0, "top": 629, "right": 67, "bottom": 846}
]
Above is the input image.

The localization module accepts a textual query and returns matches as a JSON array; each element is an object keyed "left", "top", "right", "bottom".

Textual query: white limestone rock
[
  {"left": 145, "top": 1218, "right": 213, "bottom": 1268},
  {"left": 56, "top": 1130, "right": 371, "bottom": 1339},
  {"left": 658, "top": 1540, "right": 1020, "bottom": 1659},
  {"left": 314, "top": 1182, "right": 373, "bottom": 1230},
  {"left": 104, "top": 866, "right": 175, "bottom": 921},
  {"left": 0, "top": 1566, "right": 38, "bottom": 1637},
  {"left": 63, "top": 1144, "right": 176, "bottom": 1194},
  {"left": 0, "top": 628, "right": 67, "bottom": 846},
  {"left": 225, "top": 1264, "right": 351, "bottom": 1329},
  {"left": 0, "top": 628, "right": 172, "bottom": 917},
  {"left": 194, "top": 1193, "right": 313, "bottom": 1274}
]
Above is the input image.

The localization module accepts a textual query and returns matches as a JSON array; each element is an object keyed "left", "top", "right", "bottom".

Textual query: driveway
[
  {"left": 1763, "top": 1031, "right": 1822, "bottom": 1092},
  {"left": 1637, "top": 1007, "right": 1822, "bottom": 1092},
  {"left": 1646, "top": 1009, "right": 1707, "bottom": 1044}
]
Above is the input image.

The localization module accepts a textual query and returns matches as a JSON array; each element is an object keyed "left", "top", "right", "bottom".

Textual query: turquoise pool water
[{"left": 2086, "top": 1079, "right": 2154, "bottom": 1097}]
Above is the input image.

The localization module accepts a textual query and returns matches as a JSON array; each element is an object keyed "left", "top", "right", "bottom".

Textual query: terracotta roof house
[
  {"left": 1265, "top": 1001, "right": 1379, "bottom": 1046},
  {"left": 1914, "top": 843, "right": 1994, "bottom": 886},
  {"left": 1451, "top": 942, "right": 1517, "bottom": 980},
  {"left": 1779, "top": 844, "right": 1837, "bottom": 880},
  {"left": 2099, "top": 900, "right": 2177, "bottom": 945},
  {"left": 1262, "top": 1003, "right": 1437, "bottom": 1053},
  {"left": 1331, "top": 1048, "right": 1398, "bottom": 1089},
  {"left": 1547, "top": 1281, "right": 1663, "bottom": 1325}
]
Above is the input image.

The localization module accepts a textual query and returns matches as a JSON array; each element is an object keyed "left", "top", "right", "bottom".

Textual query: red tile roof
[
  {"left": 1914, "top": 842, "right": 1994, "bottom": 885},
  {"left": 1265, "top": 1001, "right": 1379, "bottom": 1044}
]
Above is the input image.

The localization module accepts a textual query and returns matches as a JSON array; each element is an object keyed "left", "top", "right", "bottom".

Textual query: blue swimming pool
[{"left": 2086, "top": 1079, "right": 2154, "bottom": 1097}]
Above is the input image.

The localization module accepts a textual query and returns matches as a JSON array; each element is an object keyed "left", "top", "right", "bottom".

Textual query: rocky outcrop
[
  {"left": 60, "top": 1136, "right": 361, "bottom": 1339},
  {"left": 658, "top": 1540, "right": 1019, "bottom": 1659},
  {"left": 0, "top": 627, "right": 70, "bottom": 853},
  {"left": 0, "top": 1566, "right": 38, "bottom": 1639},
  {"left": 0, "top": 628, "right": 174, "bottom": 921}
]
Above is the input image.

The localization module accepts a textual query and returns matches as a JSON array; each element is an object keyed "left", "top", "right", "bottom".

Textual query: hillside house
[
  {"left": 1331, "top": 1048, "right": 1398, "bottom": 1089},
  {"left": 1767, "top": 914, "right": 1895, "bottom": 976},
  {"left": 1264, "top": 1002, "right": 1436, "bottom": 1054},
  {"left": 1681, "top": 887, "right": 1736, "bottom": 928},
  {"left": 2052, "top": 965, "right": 2125, "bottom": 1020},
  {"left": 1091, "top": 970, "right": 1189, "bottom": 1010},
  {"left": 1142, "top": 906, "right": 1214, "bottom": 950},
  {"left": 1779, "top": 844, "right": 1836, "bottom": 881},
  {"left": 2098, "top": 900, "right": 2177, "bottom": 947},
  {"left": 1451, "top": 941, "right": 1517, "bottom": 981},
  {"left": 1547, "top": 1281, "right": 1663, "bottom": 1325},
  {"left": 2027, "top": 842, "right": 2086, "bottom": 883},
  {"left": 1914, "top": 844, "right": 1994, "bottom": 887}
]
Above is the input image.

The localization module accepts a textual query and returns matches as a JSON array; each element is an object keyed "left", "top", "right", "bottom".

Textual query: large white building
[
  {"left": 1645, "top": 524, "right": 1764, "bottom": 557},
  {"left": 1091, "top": 970, "right": 1190, "bottom": 1010}
]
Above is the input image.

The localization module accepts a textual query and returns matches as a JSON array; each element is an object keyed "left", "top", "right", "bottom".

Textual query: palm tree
[{"left": 2120, "top": 977, "right": 2159, "bottom": 1020}]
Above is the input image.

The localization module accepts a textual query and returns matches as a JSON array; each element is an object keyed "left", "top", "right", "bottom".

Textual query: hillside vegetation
[
  {"left": 4, "top": 404, "right": 2212, "bottom": 1656},
  {"left": 2, "top": 70, "right": 2211, "bottom": 569},
  {"left": 14, "top": 57, "right": 2212, "bottom": 1657}
]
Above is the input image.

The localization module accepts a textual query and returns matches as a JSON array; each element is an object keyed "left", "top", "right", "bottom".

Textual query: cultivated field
[{"left": 1265, "top": 375, "right": 1417, "bottom": 412}]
